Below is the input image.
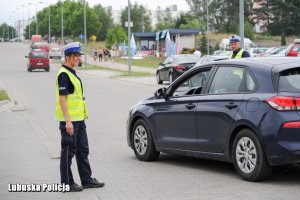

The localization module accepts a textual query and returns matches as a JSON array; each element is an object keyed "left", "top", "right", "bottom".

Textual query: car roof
[{"left": 195, "top": 57, "right": 300, "bottom": 72}]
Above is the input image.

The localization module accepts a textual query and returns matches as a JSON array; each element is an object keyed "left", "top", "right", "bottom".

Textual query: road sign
[
  {"left": 125, "top": 22, "right": 133, "bottom": 27},
  {"left": 79, "top": 34, "right": 84, "bottom": 41}
]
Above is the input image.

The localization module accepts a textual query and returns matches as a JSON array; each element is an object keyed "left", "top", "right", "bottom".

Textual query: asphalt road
[{"left": 0, "top": 42, "right": 300, "bottom": 200}]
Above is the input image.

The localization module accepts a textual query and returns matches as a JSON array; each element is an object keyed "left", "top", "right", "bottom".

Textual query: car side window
[
  {"left": 209, "top": 66, "right": 244, "bottom": 94},
  {"left": 246, "top": 71, "right": 256, "bottom": 92},
  {"left": 172, "top": 69, "right": 211, "bottom": 97}
]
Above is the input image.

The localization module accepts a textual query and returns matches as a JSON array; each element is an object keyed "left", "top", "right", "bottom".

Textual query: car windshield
[
  {"left": 31, "top": 52, "right": 47, "bottom": 58},
  {"left": 174, "top": 55, "right": 198, "bottom": 63},
  {"left": 278, "top": 68, "right": 300, "bottom": 92}
]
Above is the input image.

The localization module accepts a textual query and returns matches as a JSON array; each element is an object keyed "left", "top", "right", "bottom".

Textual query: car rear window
[
  {"left": 278, "top": 68, "right": 300, "bottom": 92},
  {"left": 31, "top": 52, "right": 47, "bottom": 58}
]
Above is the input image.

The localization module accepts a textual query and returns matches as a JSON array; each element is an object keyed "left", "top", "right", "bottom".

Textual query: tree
[
  {"left": 120, "top": 3, "right": 152, "bottom": 34},
  {"left": 155, "top": 6, "right": 176, "bottom": 30},
  {"left": 25, "top": 0, "right": 101, "bottom": 41},
  {"left": 175, "top": 13, "right": 203, "bottom": 29},
  {"left": 105, "top": 25, "right": 127, "bottom": 48},
  {"left": 267, "top": 0, "right": 300, "bottom": 35},
  {"left": 0, "top": 23, "right": 16, "bottom": 40},
  {"left": 93, "top": 4, "right": 113, "bottom": 41},
  {"left": 186, "top": 0, "right": 252, "bottom": 33}
]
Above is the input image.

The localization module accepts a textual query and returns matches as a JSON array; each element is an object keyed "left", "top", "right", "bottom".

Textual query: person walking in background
[
  {"left": 228, "top": 35, "right": 250, "bottom": 59},
  {"left": 111, "top": 48, "right": 116, "bottom": 64},
  {"left": 193, "top": 48, "right": 201, "bottom": 60},
  {"left": 56, "top": 42, "right": 105, "bottom": 192},
  {"left": 98, "top": 47, "right": 103, "bottom": 62}
]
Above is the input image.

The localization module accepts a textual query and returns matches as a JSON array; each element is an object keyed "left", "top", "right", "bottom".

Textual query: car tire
[
  {"left": 45, "top": 68, "right": 50, "bottom": 72},
  {"left": 28, "top": 67, "right": 32, "bottom": 72},
  {"left": 132, "top": 119, "right": 160, "bottom": 161},
  {"left": 156, "top": 73, "right": 163, "bottom": 84},
  {"left": 232, "top": 129, "right": 272, "bottom": 181}
]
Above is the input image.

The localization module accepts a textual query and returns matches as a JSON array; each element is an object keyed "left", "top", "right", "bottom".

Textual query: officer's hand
[{"left": 66, "top": 121, "right": 74, "bottom": 136}]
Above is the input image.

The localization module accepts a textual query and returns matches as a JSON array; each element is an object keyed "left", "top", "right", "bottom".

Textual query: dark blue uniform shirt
[{"left": 57, "top": 65, "right": 83, "bottom": 96}]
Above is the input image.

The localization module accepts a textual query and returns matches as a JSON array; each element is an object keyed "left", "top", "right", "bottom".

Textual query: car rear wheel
[
  {"left": 27, "top": 67, "right": 32, "bottom": 72},
  {"left": 45, "top": 68, "right": 50, "bottom": 72},
  {"left": 132, "top": 119, "right": 159, "bottom": 161},
  {"left": 232, "top": 129, "right": 272, "bottom": 181},
  {"left": 156, "top": 73, "right": 163, "bottom": 84}
]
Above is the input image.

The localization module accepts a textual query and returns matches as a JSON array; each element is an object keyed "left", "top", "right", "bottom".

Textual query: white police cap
[
  {"left": 229, "top": 35, "right": 241, "bottom": 43},
  {"left": 62, "top": 42, "right": 81, "bottom": 55}
]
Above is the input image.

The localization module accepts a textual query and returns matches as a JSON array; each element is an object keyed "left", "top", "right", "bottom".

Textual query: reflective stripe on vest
[
  {"left": 229, "top": 49, "right": 245, "bottom": 59},
  {"left": 55, "top": 67, "right": 88, "bottom": 121}
]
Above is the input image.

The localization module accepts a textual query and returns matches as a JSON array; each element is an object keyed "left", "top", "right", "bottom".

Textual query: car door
[
  {"left": 195, "top": 66, "right": 245, "bottom": 153},
  {"left": 162, "top": 57, "right": 173, "bottom": 80},
  {"left": 153, "top": 67, "right": 212, "bottom": 150}
]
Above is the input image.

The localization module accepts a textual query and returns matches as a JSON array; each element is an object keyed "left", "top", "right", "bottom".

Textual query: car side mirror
[{"left": 154, "top": 87, "right": 167, "bottom": 98}]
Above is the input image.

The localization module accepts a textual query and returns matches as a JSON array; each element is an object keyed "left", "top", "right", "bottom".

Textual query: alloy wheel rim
[
  {"left": 134, "top": 125, "right": 148, "bottom": 155},
  {"left": 236, "top": 137, "right": 257, "bottom": 174},
  {"left": 156, "top": 74, "right": 160, "bottom": 83}
]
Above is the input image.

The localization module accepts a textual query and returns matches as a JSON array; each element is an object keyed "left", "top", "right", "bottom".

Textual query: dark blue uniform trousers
[{"left": 59, "top": 120, "right": 92, "bottom": 185}]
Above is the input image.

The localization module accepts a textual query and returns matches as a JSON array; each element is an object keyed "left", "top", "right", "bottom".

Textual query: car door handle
[
  {"left": 225, "top": 103, "right": 238, "bottom": 109},
  {"left": 185, "top": 103, "right": 196, "bottom": 110}
]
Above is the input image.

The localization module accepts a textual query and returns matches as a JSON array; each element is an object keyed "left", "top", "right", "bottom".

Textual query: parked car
[
  {"left": 286, "top": 39, "right": 300, "bottom": 57},
  {"left": 248, "top": 47, "right": 269, "bottom": 57},
  {"left": 269, "top": 49, "right": 286, "bottom": 57},
  {"left": 258, "top": 47, "right": 286, "bottom": 57},
  {"left": 156, "top": 54, "right": 198, "bottom": 84},
  {"left": 196, "top": 55, "right": 228, "bottom": 65},
  {"left": 49, "top": 47, "right": 62, "bottom": 59},
  {"left": 25, "top": 49, "right": 50, "bottom": 72},
  {"left": 213, "top": 50, "right": 231, "bottom": 56},
  {"left": 127, "top": 57, "right": 300, "bottom": 181}
]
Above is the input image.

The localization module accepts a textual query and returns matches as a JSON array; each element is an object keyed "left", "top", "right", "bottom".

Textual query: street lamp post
[
  {"left": 39, "top": 1, "right": 51, "bottom": 43},
  {"left": 28, "top": 2, "right": 38, "bottom": 34},
  {"left": 128, "top": 0, "right": 132, "bottom": 74},
  {"left": 17, "top": 7, "right": 25, "bottom": 41},
  {"left": 84, "top": 0, "right": 87, "bottom": 68},
  {"left": 12, "top": 11, "right": 20, "bottom": 41},
  {"left": 61, "top": 2, "right": 64, "bottom": 45},
  {"left": 239, "top": 0, "right": 244, "bottom": 48},
  {"left": 206, "top": 0, "right": 212, "bottom": 55},
  {"left": 22, "top": 5, "right": 30, "bottom": 41}
]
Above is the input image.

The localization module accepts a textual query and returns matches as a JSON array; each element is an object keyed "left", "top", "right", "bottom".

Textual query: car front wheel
[
  {"left": 232, "top": 129, "right": 272, "bottom": 181},
  {"left": 132, "top": 119, "right": 159, "bottom": 161}
]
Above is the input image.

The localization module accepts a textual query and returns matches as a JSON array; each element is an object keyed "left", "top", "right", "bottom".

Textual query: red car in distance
[
  {"left": 25, "top": 50, "right": 50, "bottom": 72},
  {"left": 286, "top": 39, "right": 300, "bottom": 57}
]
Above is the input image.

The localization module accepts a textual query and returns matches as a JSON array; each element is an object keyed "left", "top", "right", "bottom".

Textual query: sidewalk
[{"left": 84, "top": 54, "right": 157, "bottom": 75}]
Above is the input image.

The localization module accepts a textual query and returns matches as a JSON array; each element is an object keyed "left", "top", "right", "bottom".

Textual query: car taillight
[
  {"left": 282, "top": 121, "right": 300, "bottom": 128},
  {"left": 266, "top": 96, "right": 300, "bottom": 111},
  {"left": 175, "top": 65, "right": 186, "bottom": 70}
]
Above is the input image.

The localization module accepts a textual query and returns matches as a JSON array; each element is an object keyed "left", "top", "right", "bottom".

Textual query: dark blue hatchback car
[{"left": 127, "top": 57, "right": 300, "bottom": 181}]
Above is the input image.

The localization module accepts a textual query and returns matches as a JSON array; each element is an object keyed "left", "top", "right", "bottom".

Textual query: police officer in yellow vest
[
  {"left": 56, "top": 42, "right": 104, "bottom": 192},
  {"left": 228, "top": 35, "right": 250, "bottom": 59}
]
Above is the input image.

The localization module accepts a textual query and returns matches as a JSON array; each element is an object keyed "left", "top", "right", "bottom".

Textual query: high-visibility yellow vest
[
  {"left": 229, "top": 49, "right": 245, "bottom": 59},
  {"left": 55, "top": 67, "right": 88, "bottom": 121}
]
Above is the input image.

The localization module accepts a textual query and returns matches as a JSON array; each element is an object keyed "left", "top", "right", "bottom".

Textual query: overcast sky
[{"left": 1, "top": 0, "right": 190, "bottom": 25}]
